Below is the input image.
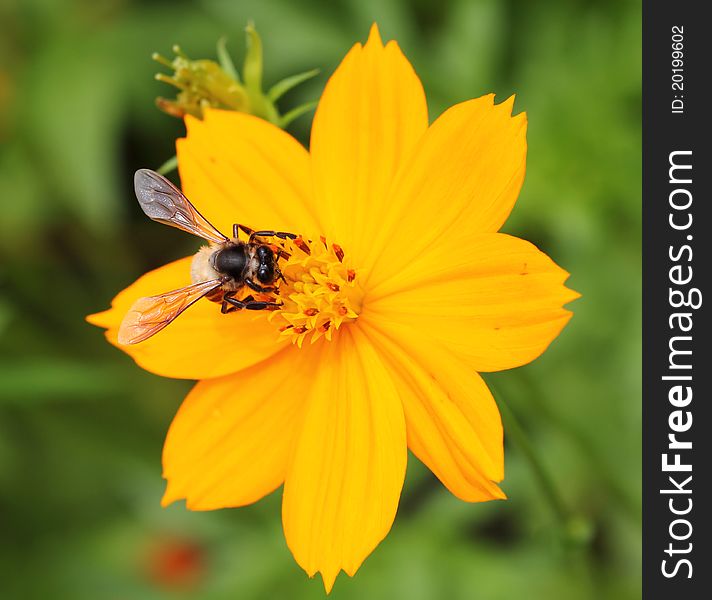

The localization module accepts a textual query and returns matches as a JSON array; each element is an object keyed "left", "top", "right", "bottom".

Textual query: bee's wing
[
  {"left": 118, "top": 279, "right": 223, "bottom": 345},
  {"left": 134, "top": 169, "right": 228, "bottom": 244}
]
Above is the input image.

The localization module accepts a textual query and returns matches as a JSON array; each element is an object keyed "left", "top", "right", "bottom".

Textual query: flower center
[{"left": 269, "top": 236, "right": 362, "bottom": 346}]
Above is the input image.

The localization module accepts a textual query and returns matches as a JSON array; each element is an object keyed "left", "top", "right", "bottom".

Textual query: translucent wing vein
[{"left": 118, "top": 279, "right": 222, "bottom": 345}]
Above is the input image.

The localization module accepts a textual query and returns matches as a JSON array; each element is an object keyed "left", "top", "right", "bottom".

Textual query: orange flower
[{"left": 88, "top": 25, "right": 578, "bottom": 592}]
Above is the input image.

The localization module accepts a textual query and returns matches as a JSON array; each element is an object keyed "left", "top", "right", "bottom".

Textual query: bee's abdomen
[{"left": 213, "top": 245, "right": 247, "bottom": 280}]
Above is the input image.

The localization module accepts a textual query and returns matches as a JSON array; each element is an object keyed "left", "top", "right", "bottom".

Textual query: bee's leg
[
  {"left": 248, "top": 229, "right": 298, "bottom": 243},
  {"left": 221, "top": 302, "right": 238, "bottom": 314},
  {"left": 274, "top": 263, "right": 287, "bottom": 283},
  {"left": 220, "top": 291, "right": 239, "bottom": 314},
  {"left": 235, "top": 224, "right": 256, "bottom": 239},
  {"left": 235, "top": 222, "right": 297, "bottom": 242},
  {"left": 274, "top": 247, "right": 291, "bottom": 260},
  {"left": 224, "top": 295, "right": 282, "bottom": 311},
  {"left": 244, "top": 277, "right": 277, "bottom": 294}
]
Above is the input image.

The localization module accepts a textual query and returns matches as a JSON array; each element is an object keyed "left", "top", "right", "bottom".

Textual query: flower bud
[
  {"left": 153, "top": 24, "right": 319, "bottom": 129},
  {"left": 154, "top": 49, "right": 249, "bottom": 119}
]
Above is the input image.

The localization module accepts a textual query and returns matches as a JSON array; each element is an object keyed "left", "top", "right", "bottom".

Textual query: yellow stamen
[{"left": 269, "top": 237, "right": 362, "bottom": 347}]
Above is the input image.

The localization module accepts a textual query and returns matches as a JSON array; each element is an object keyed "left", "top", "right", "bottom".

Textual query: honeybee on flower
[{"left": 89, "top": 24, "right": 579, "bottom": 592}]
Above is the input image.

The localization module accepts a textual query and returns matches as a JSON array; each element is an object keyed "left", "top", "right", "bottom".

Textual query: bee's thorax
[{"left": 213, "top": 243, "right": 248, "bottom": 280}]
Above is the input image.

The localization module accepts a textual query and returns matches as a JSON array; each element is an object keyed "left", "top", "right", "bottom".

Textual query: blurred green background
[{"left": 0, "top": 0, "right": 641, "bottom": 598}]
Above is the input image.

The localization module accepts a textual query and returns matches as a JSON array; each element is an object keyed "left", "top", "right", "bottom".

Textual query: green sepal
[
  {"left": 243, "top": 22, "right": 263, "bottom": 95},
  {"left": 156, "top": 155, "right": 178, "bottom": 175},
  {"left": 216, "top": 36, "right": 240, "bottom": 83},
  {"left": 279, "top": 100, "right": 318, "bottom": 128},
  {"left": 268, "top": 68, "right": 320, "bottom": 103}
]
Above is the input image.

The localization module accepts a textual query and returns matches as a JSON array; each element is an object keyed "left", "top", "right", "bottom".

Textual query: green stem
[
  {"left": 156, "top": 155, "right": 178, "bottom": 175},
  {"left": 494, "top": 389, "right": 571, "bottom": 526},
  {"left": 515, "top": 368, "right": 640, "bottom": 523}
]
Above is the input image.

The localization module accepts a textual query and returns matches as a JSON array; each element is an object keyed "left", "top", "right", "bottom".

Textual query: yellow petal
[
  {"left": 282, "top": 327, "right": 407, "bottom": 593},
  {"left": 360, "top": 320, "right": 505, "bottom": 502},
  {"left": 87, "top": 257, "right": 285, "bottom": 379},
  {"left": 177, "top": 109, "right": 321, "bottom": 238},
  {"left": 365, "top": 233, "right": 579, "bottom": 372},
  {"left": 362, "top": 95, "right": 527, "bottom": 288},
  {"left": 162, "top": 346, "right": 314, "bottom": 510},
  {"left": 310, "top": 24, "right": 428, "bottom": 269}
]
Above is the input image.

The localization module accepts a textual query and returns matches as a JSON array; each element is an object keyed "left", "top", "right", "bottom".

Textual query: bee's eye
[{"left": 257, "top": 265, "right": 274, "bottom": 284}]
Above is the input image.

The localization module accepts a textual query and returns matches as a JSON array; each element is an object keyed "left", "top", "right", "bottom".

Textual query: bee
[{"left": 118, "top": 169, "right": 302, "bottom": 345}]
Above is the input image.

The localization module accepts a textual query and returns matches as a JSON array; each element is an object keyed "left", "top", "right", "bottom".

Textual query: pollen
[{"left": 269, "top": 237, "right": 362, "bottom": 347}]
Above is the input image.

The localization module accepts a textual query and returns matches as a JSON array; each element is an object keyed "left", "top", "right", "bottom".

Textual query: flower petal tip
[
  {"left": 302, "top": 568, "right": 339, "bottom": 594},
  {"left": 500, "top": 94, "right": 516, "bottom": 113},
  {"left": 160, "top": 486, "right": 179, "bottom": 508},
  {"left": 86, "top": 310, "right": 110, "bottom": 328},
  {"left": 366, "top": 23, "right": 383, "bottom": 47},
  {"left": 564, "top": 288, "right": 583, "bottom": 314},
  {"left": 561, "top": 276, "right": 582, "bottom": 305},
  {"left": 321, "top": 571, "right": 338, "bottom": 594},
  {"left": 182, "top": 112, "right": 200, "bottom": 132},
  {"left": 566, "top": 289, "right": 583, "bottom": 304},
  {"left": 498, "top": 95, "right": 528, "bottom": 126}
]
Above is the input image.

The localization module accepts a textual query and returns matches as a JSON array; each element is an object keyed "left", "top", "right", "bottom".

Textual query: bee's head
[{"left": 256, "top": 245, "right": 275, "bottom": 284}]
